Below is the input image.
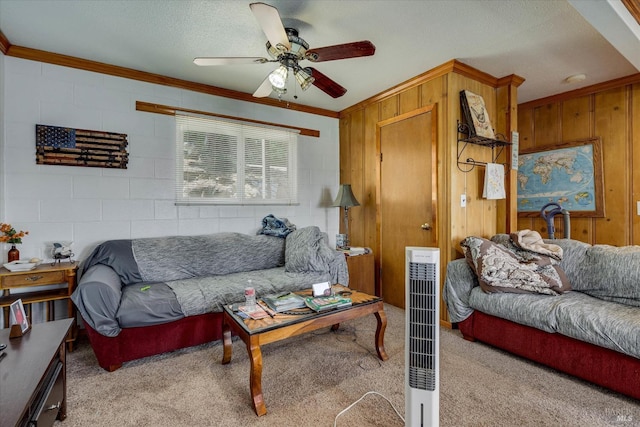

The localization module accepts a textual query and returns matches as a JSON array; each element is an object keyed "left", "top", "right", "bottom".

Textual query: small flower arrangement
[{"left": 0, "top": 223, "right": 29, "bottom": 244}]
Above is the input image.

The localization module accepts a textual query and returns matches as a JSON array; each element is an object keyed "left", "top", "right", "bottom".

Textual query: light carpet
[{"left": 57, "top": 304, "right": 638, "bottom": 426}]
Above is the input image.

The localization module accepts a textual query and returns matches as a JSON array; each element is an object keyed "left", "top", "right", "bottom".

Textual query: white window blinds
[{"left": 175, "top": 114, "right": 298, "bottom": 205}]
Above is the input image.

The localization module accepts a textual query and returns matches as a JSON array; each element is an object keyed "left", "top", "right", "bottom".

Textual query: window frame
[{"left": 175, "top": 114, "right": 298, "bottom": 206}]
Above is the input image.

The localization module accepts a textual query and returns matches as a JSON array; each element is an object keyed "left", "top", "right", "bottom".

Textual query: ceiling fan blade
[
  {"left": 305, "top": 41, "right": 375, "bottom": 62},
  {"left": 249, "top": 2, "right": 291, "bottom": 51},
  {"left": 307, "top": 67, "right": 347, "bottom": 98},
  {"left": 253, "top": 75, "right": 274, "bottom": 98},
  {"left": 193, "top": 57, "right": 270, "bottom": 66}
]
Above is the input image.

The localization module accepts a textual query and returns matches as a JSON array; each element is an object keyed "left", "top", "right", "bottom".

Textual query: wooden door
[{"left": 378, "top": 106, "right": 437, "bottom": 308}]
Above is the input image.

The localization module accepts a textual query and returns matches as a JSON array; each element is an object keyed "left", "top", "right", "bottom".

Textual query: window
[{"left": 176, "top": 114, "right": 298, "bottom": 205}]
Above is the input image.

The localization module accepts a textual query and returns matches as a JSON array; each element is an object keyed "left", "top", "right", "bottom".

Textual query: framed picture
[
  {"left": 10, "top": 299, "right": 30, "bottom": 334},
  {"left": 517, "top": 138, "right": 604, "bottom": 218},
  {"left": 460, "top": 90, "right": 496, "bottom": 139}
]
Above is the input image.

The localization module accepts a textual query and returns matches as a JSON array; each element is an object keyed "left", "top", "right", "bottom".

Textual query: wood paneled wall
[
  {"left": 517, "top": 79, "right": 640, "bottom": 246},
  {"left": 339, "top": 60, "right": 521, "bottom": 323}
]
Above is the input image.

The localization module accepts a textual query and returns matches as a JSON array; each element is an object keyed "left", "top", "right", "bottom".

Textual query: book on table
[
  {"left": 348, "top": 246, "right": 367, "bottom": 255},
  {"left": 340, "top": 247, "right": 367, "bottom": 256},
  {"left": 238, "top": 305, "right": 271, "bottom": 319},
  {"left": 304, "top": 295, "right": 352, "bottom": 312},
  {"left": 261, "top": 292, "right": 306, "bottom": 312}
]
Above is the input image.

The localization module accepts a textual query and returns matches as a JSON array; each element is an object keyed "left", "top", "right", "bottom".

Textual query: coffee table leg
[
  {"left": 246, "top": 338, "right": 266, "bottom": 416},
  {"left": 374, "top": 310, "right": 389, "bottom": 361},
  {"left": 221, "top": 322, "right": 233, "bottom": 364}
]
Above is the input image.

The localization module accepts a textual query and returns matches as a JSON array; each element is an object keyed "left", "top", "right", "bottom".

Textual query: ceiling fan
[{"left": 193, "top": 2, "right": 375, "bottom": 99}]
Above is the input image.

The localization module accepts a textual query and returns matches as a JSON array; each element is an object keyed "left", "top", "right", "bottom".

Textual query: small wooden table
[
  {"left": 0, "top": 263, "right": 78, "bottom": 351},
  {"left": 221, "top": 285, "right": 388, "bottom": 416},
  {"left": 344, "top": 249, "right": 375, "bottom": 296}
]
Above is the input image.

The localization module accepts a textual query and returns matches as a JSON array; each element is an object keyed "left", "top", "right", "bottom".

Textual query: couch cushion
[
  {"left": 580, "top": 245, "right": 640, "bottom": 307},
  {"left": 549, "top": 239, "right": 590, "bottom": 288},
  {"left": 285, "top": 226, "right": 335, "bottom": 273},
  {"left": 553, "top": 291, "right": 640, "bottom": 359},
  {"left": 116, "top": 282, "right": 184, "bottom": 328},
  {"left": 461, "top": 236, "right": 570, "bottom": 295},
  {"left": 468, "top": 286, "right": 561, "bottom": 333}
]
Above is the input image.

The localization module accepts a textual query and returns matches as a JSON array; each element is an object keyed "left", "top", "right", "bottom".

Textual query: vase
[{"left": 8, "top": 244, "right": 19, "bottom": 262}]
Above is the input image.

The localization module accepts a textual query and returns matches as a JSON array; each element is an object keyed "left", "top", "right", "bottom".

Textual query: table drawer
[
  {"left": 2, "top": 271, "right": 66, "bottom": 288},
  {"left": 31, "top": 361, "right": 64, "bottom": 427}
]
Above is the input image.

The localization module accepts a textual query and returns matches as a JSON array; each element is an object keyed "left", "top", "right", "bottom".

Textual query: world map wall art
[{"left": 517, "top": 137, "right": 604, "bottom": 218}]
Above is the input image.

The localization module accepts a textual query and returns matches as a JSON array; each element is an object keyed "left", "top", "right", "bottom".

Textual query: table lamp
[{"left": 333, "top": 184, "right": 360, "bottom": 248}]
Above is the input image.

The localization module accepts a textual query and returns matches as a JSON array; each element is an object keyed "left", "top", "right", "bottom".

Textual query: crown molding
[
  {"left": 518, "top": 72, "right": 640, "bottom": 109},
  {"left": 2, "top": 40, "right": 340, "bottom": 119},
  {"left": 0, "top": 30, "right": 9, "bottom": 55},
  {"left": 340, "top": 59, "right": 524, "bottom": 116}
]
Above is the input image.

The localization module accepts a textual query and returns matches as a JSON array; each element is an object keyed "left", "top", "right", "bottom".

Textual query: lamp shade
[
  {"left": 333, "top": 184, "right": 360, "bottom": 208},
  {"left": 268, "top": 65, "right": 288, "bottom": 89},
  {"left": 294, "top": 67, "right": 315, "bottom": 91}
]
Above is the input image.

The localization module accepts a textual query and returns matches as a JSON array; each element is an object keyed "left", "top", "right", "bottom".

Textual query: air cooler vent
[{"left": 408, "top": 261, "right": 438, "bottom": 391}]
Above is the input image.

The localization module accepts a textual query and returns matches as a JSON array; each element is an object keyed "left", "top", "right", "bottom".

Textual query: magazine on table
[
  {"left": 262, "top": 292, "right": 306, "bottom": 312},
  {"left": 304, "top": 295, "right": 352, "bottom": 312}
]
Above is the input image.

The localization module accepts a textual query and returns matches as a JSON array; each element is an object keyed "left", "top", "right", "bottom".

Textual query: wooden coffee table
[{"left": 221, "top": 285, "right": 388, "bottom": 416}]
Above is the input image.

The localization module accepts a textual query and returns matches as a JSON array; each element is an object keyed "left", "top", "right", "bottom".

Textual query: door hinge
[{"left": 380, "top": 152, "right": 383, "bottom": 162}]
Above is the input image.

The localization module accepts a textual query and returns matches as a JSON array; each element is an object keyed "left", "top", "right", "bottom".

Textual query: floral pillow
[{"left": 461, "top": 236, "right": 570, "bottom": 295}]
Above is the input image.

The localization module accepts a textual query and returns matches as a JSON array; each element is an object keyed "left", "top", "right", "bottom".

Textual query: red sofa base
[
  {"left": 83, "top": 313, "right": 224, "bottom": 371},
  {"left": 458, "top": 311, "right": 640, "bottom": 400}
]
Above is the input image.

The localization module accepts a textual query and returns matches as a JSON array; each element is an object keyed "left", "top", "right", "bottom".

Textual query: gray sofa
[
  {"left": 72, "top": 226, "right": 348, "bottom": 371},
  {"left": 444, "top": 234, "right": 640, "bottom": 399}
]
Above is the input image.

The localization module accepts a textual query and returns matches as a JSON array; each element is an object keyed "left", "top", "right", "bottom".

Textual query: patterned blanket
[{"left": 461, "top": 234, "right": 571, "bottom": 295}]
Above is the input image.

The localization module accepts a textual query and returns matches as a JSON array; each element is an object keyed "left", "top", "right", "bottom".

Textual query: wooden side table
[
  {"left": 0, "top": 263, "right": 78, "bottom": 351},
  {"left": 345, "top": 248, "right": 375, "bottom": 296}
]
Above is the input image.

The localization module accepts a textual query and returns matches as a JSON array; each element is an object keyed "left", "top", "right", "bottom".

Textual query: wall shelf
[{"left": 457, "top": 121, "right": 510, "bottom": 172}]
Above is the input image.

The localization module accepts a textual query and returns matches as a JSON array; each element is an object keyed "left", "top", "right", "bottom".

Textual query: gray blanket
[
  {"left": 164, "top": 227, "right": 348, "bottom": 315},
  {"left": 444, "top": 237, "right": 640, "bottom": 360},
  {"left": 73, "top": 227, "right": 349, "bottom": 336},
  {"left": 166, "top": 267, "right": 337, "bottom": 317}
]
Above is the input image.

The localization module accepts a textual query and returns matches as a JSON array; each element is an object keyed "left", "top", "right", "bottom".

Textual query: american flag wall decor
[{"left": 36, "top": 124, "right": 129, "bottom": 169}]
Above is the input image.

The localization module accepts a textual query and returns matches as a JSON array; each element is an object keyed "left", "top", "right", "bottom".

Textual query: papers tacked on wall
[{"left": 483, "top": 163, "right": 506, "bottom": 199}]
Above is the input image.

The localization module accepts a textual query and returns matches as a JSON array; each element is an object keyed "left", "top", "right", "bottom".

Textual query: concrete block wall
[{"left": 1, "top": 55, "right": 341, "bottom": 265}]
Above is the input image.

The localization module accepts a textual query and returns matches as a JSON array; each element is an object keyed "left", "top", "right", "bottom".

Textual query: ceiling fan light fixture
[
  {"left": 273, "top": 86, "right": 287, "bottom": 95},
  {"left": 294, "top": 67, "right": 315, "bottom": 91},
  {"left": 268, "top": 65, "right": 288, "bottom": 89}
]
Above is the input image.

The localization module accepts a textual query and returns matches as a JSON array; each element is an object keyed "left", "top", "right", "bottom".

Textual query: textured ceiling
[{"left": 1, "top": 0, "right": 639, "bottom": 112}]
